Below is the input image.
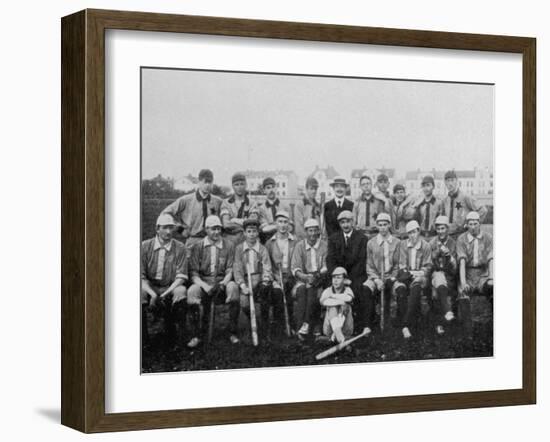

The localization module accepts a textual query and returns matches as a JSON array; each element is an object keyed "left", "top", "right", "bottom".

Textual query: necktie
[
  {"left": 365, "top": 198, "right": 370, "bottom": 229},
  {"left": 473, "top": 237, "right": 479, "bottom": 267},
  {"left": 383, "top": 240, "right": 390, "bottom": 275},
  {"left": 424, "top": 200, "right": 430, "bottom": 231},
  {"left": 202, "top": 199, "right": 208, "bottom": 228},
  {"left": 237, "top": 200, "right": 246, "bottom": 218},
  {"left": 448, "top": 195, "right": 455, "bottom": 224},
  {"left": 338, "top": 201, "right": 342, "bottom": 209},
  {"left": 267, "top": 201, "right": 277, "bottom": 220}
]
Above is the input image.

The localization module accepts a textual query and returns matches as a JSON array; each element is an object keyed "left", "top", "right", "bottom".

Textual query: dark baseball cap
[
  {"left": 305, "top": 177, "right": 319, "bottom": 188},
  {"left": 393, "top": 184, "right": 405, "bottom": 193},
  {"left": 421, "top": 175, "right": 435, "bottom": 186},
  {"left": 232, "top": 172, "right": 246, "bottom": 184},
  {"left": 262, "top": 177, "right": 276, "bottom": 188},
  {"left": 198, "top": 169, "right": 214, "bottom": 181},
  {"left": 444, "top": 170, "right": 457, "bottom": 180},
  {"left": 376, "top": 173, "right": 389, "bottom": 183}
]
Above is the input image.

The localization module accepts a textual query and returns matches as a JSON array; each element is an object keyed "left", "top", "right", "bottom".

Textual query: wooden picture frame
[{"left": 61, "top": 8, "right": 536, "bottom": 433}]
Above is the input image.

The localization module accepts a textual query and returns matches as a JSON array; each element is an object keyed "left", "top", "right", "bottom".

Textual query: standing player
[
  {"left": 412, "top": 175, "right": 443, "bottom": 239},
  {"left": 291, "top": 218, "right": 328, "bottom": 340},
  {"left": 326, "top": 210, "right": 369, "bottom": 334},
  {"left": 141, "top": 214, "right": 188, "bottom": 347},
  {"left": 186, "top": 215, "right": 241, "bottom": 347},
  {"left": 391, "top": 184, "right": 416, "bottom": 239},
  {"left": 265, "top": 210, "right": 298, "bottom": 337},
  {"left": 257, "top": 177, "right": 288, "bottom": 244},
  {"left": 442, "top": 170, "right": 488, "bottom": 238},
  {"left": 394, "top": 220, "right": 433, "bottom": 339},
  {"left": 162, "top": 169, "right": 222, "bottom": 249},
  {"left": 233, "top": 218, "right": 274, "bottom": 341},
  {"left": 429, "top": 215, "right": 457, "bottom": 335},
  {"left": 324, "top": 176, "right": 354, "bottom": 237},
  {"left": 456, "top": 212, "right": 493, "bottom": 337},
  {"left": 363, "top": 213, "right": 401, "bottom": 335},
  {"left": 353, "top": 175, "right": 387, "bottom": 240},
  {"left": 220, "top": 172, "right": 257, "bottom": 246},
  {"left": 294, "top": 177, "right": 322, "bottom": 240}
]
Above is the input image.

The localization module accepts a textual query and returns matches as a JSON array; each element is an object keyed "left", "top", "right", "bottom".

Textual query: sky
[{"left": 141, "top": 68, "right": 494, "bottom": 185}]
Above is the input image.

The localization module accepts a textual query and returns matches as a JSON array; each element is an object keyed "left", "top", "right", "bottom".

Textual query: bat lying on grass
[{"left": 315, "top": 329, "right": 370, "bottom": 360}]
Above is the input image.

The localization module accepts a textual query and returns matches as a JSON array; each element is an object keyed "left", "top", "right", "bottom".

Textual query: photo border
[{"left": 61, "top": 9, "right": 536, "bottom": 432}]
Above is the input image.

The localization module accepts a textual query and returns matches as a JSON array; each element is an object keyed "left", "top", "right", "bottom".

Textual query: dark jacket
[
  {"left": 326, "top": 229, "right": 367, "bottom": 283},
  {"left": 324, "top": 198, "right": 354, "bottom": 237}
]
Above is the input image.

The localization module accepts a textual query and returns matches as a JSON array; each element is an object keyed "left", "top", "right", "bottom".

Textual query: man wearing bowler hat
[
  {"left": 220, "top": 172, "right": 257, "bottom": 246},
  {"left": 323, "top": 176, "right": 354, "bottom": 238},
  {"left": 442, "top": 170, "right": 488, "bottom": 238},
  {"left": 162, "top": 169, "right": 222, "bottom": 249},
  {"left": 326, "top": 210, "right": 369, "bottom": 334},
  {"left": 294, "top": 176, "right": 322, "bottom": 240}
]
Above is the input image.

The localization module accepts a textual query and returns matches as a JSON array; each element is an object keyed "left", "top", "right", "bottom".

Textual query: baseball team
[{"left": 141, "top": 168, "right": 493, "bottom": 357}]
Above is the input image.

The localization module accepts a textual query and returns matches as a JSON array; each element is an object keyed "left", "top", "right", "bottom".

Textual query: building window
[{"left": 282, "top": 182, "right": 286, "bottom": 188}]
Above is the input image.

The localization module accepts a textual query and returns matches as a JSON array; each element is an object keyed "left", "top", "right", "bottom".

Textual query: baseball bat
[
  {"left": 207, "top": 295, "right": 215, "bottom": 344},
  {"left": 247, "top": 266, "right": 259, "bottom": 346},
  {"left": 380, "top": 267, "right": 386, "bottom": 332},
  {"left": 278, "top": 267, "right": 291, "bottom": 337},
  {"left": 319, "top": 191, "right": 326, "bottom": 236},
  {"left": 315, "top": 329, "right": 369, "bottom": 360}
]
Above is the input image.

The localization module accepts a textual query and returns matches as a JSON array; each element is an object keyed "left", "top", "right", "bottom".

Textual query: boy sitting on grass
[{"left": 320, "top": 267, "right": 354, "bottom": 344}]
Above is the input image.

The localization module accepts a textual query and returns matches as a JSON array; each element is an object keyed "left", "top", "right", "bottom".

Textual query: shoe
[
  {"left": 298, "top": 322, "right": 310, "bottom": 336},
  {"left": 445, "top": 311, "right": 455, "bottom": 322},
  {"left": 402, "top": 327, "right": 412, "bottom": 339},
  {"left": 436, "top": 325, "right": 445, "bottom": 335},
  {"left": 229, "top": 334, "right": 240, "bottom": 344},
  {"left": 187, "top": 337, "right": 201, "bottom": 348},
  {"left": 362, "top": 327, "right": 372, "bottom": 336}
]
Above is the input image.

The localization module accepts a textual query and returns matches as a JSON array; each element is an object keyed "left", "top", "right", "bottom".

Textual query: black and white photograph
[{"left": 140, "top": 67, "right": 494, "bottom": 373}]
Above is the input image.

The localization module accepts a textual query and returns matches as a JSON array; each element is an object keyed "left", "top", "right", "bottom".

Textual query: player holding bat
[{"left": 233, "top": 218, "right": 273, "bottom": 345}]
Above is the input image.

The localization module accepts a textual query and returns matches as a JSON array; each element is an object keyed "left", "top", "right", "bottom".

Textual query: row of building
[{"left": 172, "top": 166, "right": 494, "bottom": 200}]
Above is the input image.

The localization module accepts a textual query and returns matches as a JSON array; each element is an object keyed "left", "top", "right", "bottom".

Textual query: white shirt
[
  {"left": 334, "top": 196, "right": 345, "bottom": 208},
  {"left": 305, "top": 239, "right": 321, "bottom": 272},
  {"left": 406, "top": 238, "right": 422, "bottom": 270},
  {"left": 467, "top": 232, "right": 484, "bottom": 267}
]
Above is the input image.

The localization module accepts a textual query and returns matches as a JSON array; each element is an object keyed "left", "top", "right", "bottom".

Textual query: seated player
[
  {"left": 187, "top": 215, "right": 241, "bottom": 347},
  {"left": 141, "top": 214, "right": 188, "bottom": 348},
  {"left": 320, "top": 267, "right": 355, "bottom": 344},
  {"left": 362, "top": 213, "right": 401, "bottom": 335},
  {"left": 394, "top": 220, "right": 433, "bottom": 339},
  {"left": 291, "top": 218, "right": 328, "bottom": 340},
  {"left": 429, "top": 215, "right": 457, "bottom": 336},
  {"left": 233, "top": 218, "right": 273, "bottom": 341}
]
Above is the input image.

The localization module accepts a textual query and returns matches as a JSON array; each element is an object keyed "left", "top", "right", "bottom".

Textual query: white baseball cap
[
  {"left": 304, "top": 218, "right": 320, "bottom": 229},
  {"left": 434, "top": 215, "right": 450, "bottom": 226},
  {"left": 376, "top": 213, "right": 392, "bottom": 224},
  {"left": 205, "top": 215, "right": 222, "bottom": 228},
  {"left": 405, "top": 220, "right": 420, "bottom": 233},
  {"left": 466, "top": 211, "right": 480, "bottom": 221},
  {"left": 156, "top": 213, "right": 176, "bottom": 227}
]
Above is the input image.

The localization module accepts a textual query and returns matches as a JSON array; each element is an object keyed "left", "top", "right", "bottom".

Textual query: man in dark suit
[
  {"left": 323, "top": 176, "right": 354, "bottom": 237},
  {"left": 326, "top": 210, "right": 369, "bottom": 334}
]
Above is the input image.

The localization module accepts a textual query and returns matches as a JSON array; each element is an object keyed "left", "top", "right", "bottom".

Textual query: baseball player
[
  {"left": 394, "top": 220, "right": 433, "bottom": 339},
  {"left": 233, "top": 218, "right": 274, "bottom": 340},
  {"left": 291, "top": 218, "right": 328, "bottom": 340},
  {"left": 391, "top": 183, "right": 416, "bottom": 239},
  {"left": 326, "top": 210, "right": 369, "bottom": 334},
  {"left": 265, "top": 210, "right": 298, "bottom": 337},
  {"left": 141, "top": 214, "right": 188, "bottom": 347},
  {"left": 220, "top": 172, "right": 257, "bottom": 246},
  {"left": 353, "top": 175, "right": 388, "bottom": 240},
  {"left": 187, "top": 215, "right": 241, "bottom": 347},
  {"left": 258, "top": 177, "right": 289, "bottom": 244},
  {"left": 412, "top": 175, "right": 444, "bottom": 239},
  {"left": 294, "top": 177, "right": 322, "bottom": 240},
  {"left": 320, "top": 267, "right": 355, "bottom": 343},
  {"left": 362, "top": 213, "right": 401, "bottom": 335},
  {"left": 429, "top": 215, "right": 457, "bottom": 335},
  {"left": 162, "top": 169, "right": 222, "bottom": 249},
  {"left": 456, "top": 211, "right": 493, "bottom": 336},
  {"left": 442, "top": 170, "right": 488, "bottom": 238},
  {"left": 323, "top": 176, "right": 354, "bottom": 237}
]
